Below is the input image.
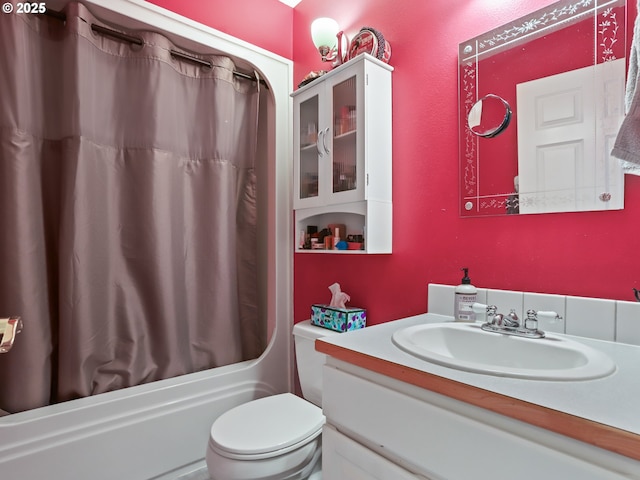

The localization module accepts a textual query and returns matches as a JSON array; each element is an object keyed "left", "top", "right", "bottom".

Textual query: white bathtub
[
  {"left": 0, "top": 1, "right": 293, "bottom": 478},
  {"left": 0, "top": 357, "right": 290, "bottom": 478}
]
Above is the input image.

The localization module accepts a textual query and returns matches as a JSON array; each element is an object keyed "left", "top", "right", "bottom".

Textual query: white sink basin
[{"left": 391, "top": 323, "right": 616, "bottom": 380}]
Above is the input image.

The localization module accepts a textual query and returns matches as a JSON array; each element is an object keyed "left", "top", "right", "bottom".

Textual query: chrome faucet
[{"left": 473, "top": 303, "right": 562, "bottom": 339}]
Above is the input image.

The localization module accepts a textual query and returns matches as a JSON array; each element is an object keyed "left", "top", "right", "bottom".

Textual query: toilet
[{"left": 205, "top": 320, "right": 340, "bottom": 480}]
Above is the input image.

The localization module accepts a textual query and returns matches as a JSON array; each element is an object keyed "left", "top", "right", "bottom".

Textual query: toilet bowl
[
  {"left": 206, "top": 393, "right": 323, "bottom": 480},
  {"left": 206, "top": 321, "right": 339, "bottom": 480}
]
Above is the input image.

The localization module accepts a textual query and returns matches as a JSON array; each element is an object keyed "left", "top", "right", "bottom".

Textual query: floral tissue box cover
[{"left": 311, "top": 304, "right": 366, "bottom": 332}]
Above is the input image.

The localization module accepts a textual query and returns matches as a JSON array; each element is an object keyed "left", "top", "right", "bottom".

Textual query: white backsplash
[{"left": 428, "top": 283, "right": 640, "bottom": 345}]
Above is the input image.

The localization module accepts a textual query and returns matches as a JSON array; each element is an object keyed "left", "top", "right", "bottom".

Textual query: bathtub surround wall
[{"left": 428, "top": 283, "right": 640, "bottom": 345}]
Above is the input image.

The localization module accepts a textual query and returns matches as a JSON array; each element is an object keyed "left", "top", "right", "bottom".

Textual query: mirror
[
  {"left": 459, "top": 0, "right": 628, "bottom": 216},
  {"left": 468, "top": 94, "right": 512, "bottom": 138}
]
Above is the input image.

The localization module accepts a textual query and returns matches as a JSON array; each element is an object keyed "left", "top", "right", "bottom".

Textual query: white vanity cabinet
[
  {"left": 292, "top": 54, "right": 392, "bottom": 254},
  {"left": 322, "top": 424, "right": 429, "bottom": 480},
  {"left": 321, "top": 359, "right": 639, "bottom": 480}
]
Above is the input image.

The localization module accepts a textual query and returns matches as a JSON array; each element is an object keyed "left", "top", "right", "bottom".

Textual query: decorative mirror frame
[{"left": 459, "top": 0, "right": 627, "bottom": 217}]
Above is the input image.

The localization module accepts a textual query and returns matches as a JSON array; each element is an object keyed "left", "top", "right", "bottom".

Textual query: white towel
[
  {"left": 626, "top": 3, "right": 640, "bottom": 112},
  {"left": 612, "top": 1, "right": 640, "bottom": 175}
]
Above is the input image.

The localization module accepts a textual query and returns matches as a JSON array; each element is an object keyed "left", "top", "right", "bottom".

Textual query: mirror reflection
[{"left": 459, "top": 0, "right": 628, "bottom": 216}]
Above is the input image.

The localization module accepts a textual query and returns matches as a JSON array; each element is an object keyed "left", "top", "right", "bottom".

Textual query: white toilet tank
[{"left": 293, "top": 320, "right": 340, "bottom": 407}]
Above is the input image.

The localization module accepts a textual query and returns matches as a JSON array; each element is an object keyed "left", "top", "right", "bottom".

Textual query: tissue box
[{"left": 311, "top": 304, "right": 366, "bottom": 332}]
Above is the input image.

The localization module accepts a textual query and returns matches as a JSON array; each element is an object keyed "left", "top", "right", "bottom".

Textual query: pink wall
[
  {"left": 146, "top": 0, "right": 293, "bottom": 59},
  {"left": 148, "top": 0, "right": 640, "bottom": 326},
  {"left": 292, "top": 0, "right": 640, "bottom": 325}
]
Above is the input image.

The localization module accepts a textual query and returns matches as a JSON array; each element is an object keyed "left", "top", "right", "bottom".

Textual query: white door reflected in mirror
[{"left": 517, "top": 59, "right": 625, "bottom": 214}]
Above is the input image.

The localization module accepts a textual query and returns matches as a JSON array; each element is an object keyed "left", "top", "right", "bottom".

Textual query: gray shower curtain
[{"left": 0, "top": 3, "right": 264, "bottom": 412}]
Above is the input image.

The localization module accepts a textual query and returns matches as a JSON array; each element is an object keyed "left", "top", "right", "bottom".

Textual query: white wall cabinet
[{"left": 292, "top": 54, "right": 392, "bottom": 254}]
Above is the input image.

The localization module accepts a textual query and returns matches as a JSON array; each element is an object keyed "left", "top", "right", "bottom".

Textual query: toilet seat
[{"left": 209, "top": 393, "right": 325, "bottom": 460}]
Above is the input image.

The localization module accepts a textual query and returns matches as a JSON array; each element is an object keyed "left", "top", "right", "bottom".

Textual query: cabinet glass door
[
  {"left": 332, "top": 76, "right": 357, "bottom": 195},
  {"left": 299, "top": 95, "right": 320, "bottom": 201}
]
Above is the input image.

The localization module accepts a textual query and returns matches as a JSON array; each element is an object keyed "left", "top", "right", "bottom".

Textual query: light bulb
[{"left": 311, "top": 17, "right": 339, "bottom": 61}]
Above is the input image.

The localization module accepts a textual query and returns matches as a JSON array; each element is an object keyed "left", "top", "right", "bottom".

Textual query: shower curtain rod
[{"left": 43, "top": 8, "right": 268, "bottom": 89}]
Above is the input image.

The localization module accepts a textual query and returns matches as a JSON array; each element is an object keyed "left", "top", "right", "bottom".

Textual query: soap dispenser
[{"left": 454, "top": 267, "right": 477, "bottom": 322}]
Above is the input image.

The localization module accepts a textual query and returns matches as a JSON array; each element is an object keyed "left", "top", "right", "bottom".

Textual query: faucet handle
[
  {"left": 471, "top": 303, "right": 497, "bottom": 324},
  {"left": 524, "top": 309, "right": 539, "bottom": 332},
  {"left": 535, "top": 310, "right": 563, "bottom": 324},
  {"left": 471, "top": 304, "right": 498, "bottom": 315},
  {"left": 471, "top": 303, "right": 491, "bottom": 313},
  {"left": 524, "top": 309, "right": 562, "bottom": 335}
]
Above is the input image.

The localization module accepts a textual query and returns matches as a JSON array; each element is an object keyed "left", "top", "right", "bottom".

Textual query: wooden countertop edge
[{"left": 316, "top": 339, "right": 640, "bottom": 462}]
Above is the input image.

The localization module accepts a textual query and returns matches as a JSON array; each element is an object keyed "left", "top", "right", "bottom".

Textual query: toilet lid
[{"left": 210, "top": 393, "right": 325, "bottom": 456}]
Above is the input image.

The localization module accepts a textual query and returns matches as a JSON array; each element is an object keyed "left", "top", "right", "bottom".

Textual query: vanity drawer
[{"left": 322, "top": 424, "right": 429, "bottom": 479}]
